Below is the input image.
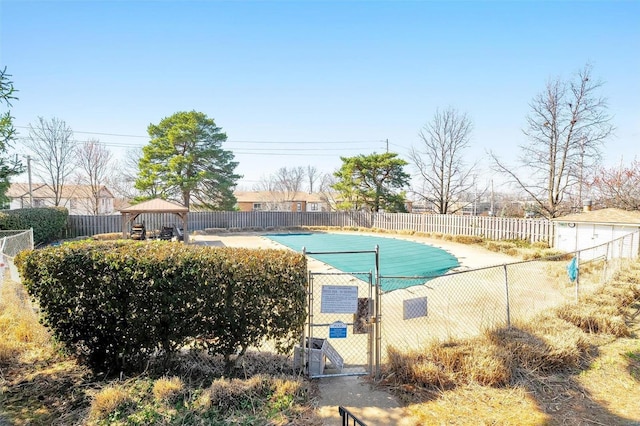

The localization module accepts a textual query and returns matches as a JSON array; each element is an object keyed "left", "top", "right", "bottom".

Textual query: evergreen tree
[{"left": 135, "top": 111, "right": 241, "bottom": 210}]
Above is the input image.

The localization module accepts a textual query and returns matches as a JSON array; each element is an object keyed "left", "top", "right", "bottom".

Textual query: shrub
[
  {"left": 521, "top": 249, "right": 544, "bottom": 260},
  {"left": 484, "top": 241, "right": 517, "bottom": 254},
  {"left": 531, "top": 240, "right": 550, "bottom": 249},
  {"left": 452, "top": 235, "right": 484, "bottom": 245},
  {"left": 502, "top": 239, "right": 530, "bottom": 248},
  {"left": 15, "top": 240, "right": 307, "bottom": 374},
  {"left": 540, "top": 250, "right": 573, "bottom": 261},
  {"left": 0, "top": 207, "right": 68, "bottom": 245}
]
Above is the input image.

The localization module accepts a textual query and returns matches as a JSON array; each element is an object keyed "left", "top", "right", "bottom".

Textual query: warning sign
[{"left": 321, "top": 285, "right": 358, "bottom": 313}]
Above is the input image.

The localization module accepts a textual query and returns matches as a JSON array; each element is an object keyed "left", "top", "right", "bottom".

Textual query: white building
[
  {"left": 7, "top": 183, "right": 116, "bottom": 215},
  {"left": 552, "top": 207, "right": 640, "bottom": 260}
]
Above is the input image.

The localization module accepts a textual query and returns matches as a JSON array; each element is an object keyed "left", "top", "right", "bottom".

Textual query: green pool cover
[{"left": 265, "top": 233, "right": 459, "bottom": 292}]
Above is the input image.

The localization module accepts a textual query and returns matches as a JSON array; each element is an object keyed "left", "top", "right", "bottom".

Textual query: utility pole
[
  {"left": 26, "top": 155, "right": 33, "bottom": 207},
  {"left": 386, "top": 139, "right": 389, "bottom": 153},
  {"left": 490, "top": 179, "right": 494, "bottom": 216}
]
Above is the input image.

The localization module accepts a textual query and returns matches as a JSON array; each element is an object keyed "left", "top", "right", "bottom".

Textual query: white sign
[{"left": 320, "top": 285, "right": 358, "bottom": 313}]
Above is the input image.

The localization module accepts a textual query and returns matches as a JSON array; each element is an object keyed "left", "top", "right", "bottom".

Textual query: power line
[
  {"left": 15, "top": 126, "right": 384, "bottom": 145},
  {"left": 14, "top": 125, "right": 148, "bottom": 139},
  {"left": 14, "top": 137, "right": 380, "bottom": 153},
  {"left": 228, "top": 140, "right": 382, "bottom": 145},
  {"left": 233, "top": 152, "right": 345, "bottom": 157}
]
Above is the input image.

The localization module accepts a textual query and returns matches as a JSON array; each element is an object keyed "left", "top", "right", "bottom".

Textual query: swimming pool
[{"left": 265, "top": 233, "right": 459, "bottom": 292}]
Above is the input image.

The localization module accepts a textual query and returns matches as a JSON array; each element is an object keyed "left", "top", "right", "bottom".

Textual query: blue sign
[{"left": 329, "top": 321, "right": 347, "bottom": 338}]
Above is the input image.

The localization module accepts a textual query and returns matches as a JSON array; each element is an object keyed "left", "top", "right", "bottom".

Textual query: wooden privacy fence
[{"left": 66, "top": 211, "right": 555, "bottom": 243}]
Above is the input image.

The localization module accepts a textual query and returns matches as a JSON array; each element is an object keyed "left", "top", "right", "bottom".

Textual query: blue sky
[{"left": 1, "top": 0, "right": 638, "bottom": 190}]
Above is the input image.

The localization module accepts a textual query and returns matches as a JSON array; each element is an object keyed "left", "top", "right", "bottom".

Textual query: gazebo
[{"left": 119, "top": 198, "right": 190, "bottom": 243}]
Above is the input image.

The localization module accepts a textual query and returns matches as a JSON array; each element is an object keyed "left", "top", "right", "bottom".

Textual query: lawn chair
[
  {"left": 159, "top": 225, "right": 174, "bottom": 240},
  {"left": 130, "top": 223, "right": 146, "bottom": 240}
]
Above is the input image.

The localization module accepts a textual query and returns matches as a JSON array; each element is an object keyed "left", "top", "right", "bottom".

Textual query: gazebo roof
[{"left": 119, "top": 198, "right": 188, "bottom": 214}]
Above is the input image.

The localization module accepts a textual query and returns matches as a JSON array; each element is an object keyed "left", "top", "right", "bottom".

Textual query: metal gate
[{"left": 296, "top": 247, "right": 381, "bottom": 378}]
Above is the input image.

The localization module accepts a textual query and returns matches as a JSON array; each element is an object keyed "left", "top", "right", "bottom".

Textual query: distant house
[
  {"left": 552, "top": 207, "right": 640, "bottom": 259},
  {"left": 234, "top": 191, "right": 332, "bottom": 212},
  {"left": 7, "top": 183, "right": 116, "bottom": 215}
]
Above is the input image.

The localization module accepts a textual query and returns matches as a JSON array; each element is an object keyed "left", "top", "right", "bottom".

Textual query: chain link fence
[
  {"left": 379, "top": 231, "right": 639, "bottom": 362},
  {"left": 302, "top": 271, "right": 374, "bottom": 377},
  {"left": 1, "top": 229, "right": 34, "bottom": 286},
  {"left": 5, "top": 227, "right": 635, "bottom": 379}
]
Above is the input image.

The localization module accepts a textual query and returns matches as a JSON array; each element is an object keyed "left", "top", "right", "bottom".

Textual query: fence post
[
  {"left": 575, "top": 251, "right": 581, "bottom": 303},
  {"left": 301, "top": 247, "right": 308, "bottom": 376},
  {"left": 603, "top": 242, "right": 610, "bottom": 283},
  {"left": 503, "top": 264, "right": 511, "bottom": 328},
  {"left": 374, "top": 245, "right": 381, "bottom": 379}
]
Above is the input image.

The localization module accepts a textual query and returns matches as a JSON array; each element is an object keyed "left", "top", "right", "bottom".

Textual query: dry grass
[
  {"left": 382, "top": 260, "right": 640, "bottom": 425},
  {"left": 404, "top": 384, "right": 549, "bottom": 425},
  {"left": 203, "top": 375, "right": 271, "bottom": 411},
  {"left": 0, "top": 273, "right": 320, "bottom": 425},
  {"left": 4, "top": 243, "right": 640, "bottom": 425},
  {"left": 152, "top": 376, "right": 184, "bottom": 402},
  {"left": 0, "top": 278, "right": 52, "bottom": 365},
  {"left": 553, "top": 280, "right": 640, "bottom": 337},
  {"left": 89, "top": 384, "right": 131, "bottom": 418},
  {"left": 386, "top": 338, "right": 512, "bottom": 391},
  {"left": 385, "top": 289, "right": 629, "bottom": 392}
]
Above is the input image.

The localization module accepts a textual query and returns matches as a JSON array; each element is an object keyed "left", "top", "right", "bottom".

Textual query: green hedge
[
  {"left": 0, "top": 207, "right": 68, "bottom": 245},
  {"left": 15, "top": 240, "right": 307, "bottom": 373}
]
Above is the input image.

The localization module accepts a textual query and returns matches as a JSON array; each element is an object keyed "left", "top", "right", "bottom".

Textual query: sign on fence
[
  {"left": 329, "top": 321, "right": 348, "bottom": 338},
  {"left": 403, "top": 296, "right": 428, "bottom": 320},
  {"left": 321, "top": 285, "right": 358, "bottom": 313}
]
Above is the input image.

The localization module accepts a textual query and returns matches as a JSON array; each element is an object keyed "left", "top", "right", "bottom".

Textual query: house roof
[
  {"left": 553, "top": 208, "right": 640, "bottom": 226},
  {"left": 8, "top": 183, "right": 114, "bottom": 199},
  {"left": 119, "top": 198, "right": 188, "bottom": 213},
  {"left": 234, "top": 191, "right": 326, "bottom": 203}
]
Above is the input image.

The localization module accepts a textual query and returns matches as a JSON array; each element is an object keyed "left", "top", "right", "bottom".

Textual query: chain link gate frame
[{"left": 297, "top": 246, "right": 381, "bottom": 378}]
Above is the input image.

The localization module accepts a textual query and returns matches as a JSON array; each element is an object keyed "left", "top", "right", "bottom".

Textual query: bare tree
[
  {"left": 306, "top": 165, "right": 319, "bottom": 193},
  {"left": 108, "top": 148, "right": 144, "bottom": 200},
  {"left": 492, "top": 64, "right": 613, "bottom": 218},
  {"left": 75, "top": 138, "right": 113, "bottom": 215},
  {"left": 273, "top": 166, "right": 305, "bottom": 197},
  {"left": 589, "top": 158, "right": 640, "bottom": 210},
  {"left": 253, "top": 166, "right": 307, "bottom": 208},
  {"left": 409, "top": 107, "right": 477, "bottom": 214},
  {"left": 26, "top": 117, "right": 76, "bottom": 206},
  {"left": 317, "top": 171, "right": 339, "bottom": 211}
]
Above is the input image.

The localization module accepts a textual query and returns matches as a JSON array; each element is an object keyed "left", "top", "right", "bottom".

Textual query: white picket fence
[{"left": 66, "top": 211, "right": 555, "bottom": 243}]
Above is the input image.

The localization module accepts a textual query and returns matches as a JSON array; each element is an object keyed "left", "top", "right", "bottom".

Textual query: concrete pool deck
[{"left": 190, "top": 229, "right": 518, "bottom": 272}]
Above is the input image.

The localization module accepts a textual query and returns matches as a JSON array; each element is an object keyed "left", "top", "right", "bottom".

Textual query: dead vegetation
[
  {"left": 2, "top": 254, "right": 640, "bottom": 425},
  {"left": 380, "top": 262, "right": 640, "bottom": 425},
  {"left": 0, "top": 277, "right": 321, "bottom": 425}
]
